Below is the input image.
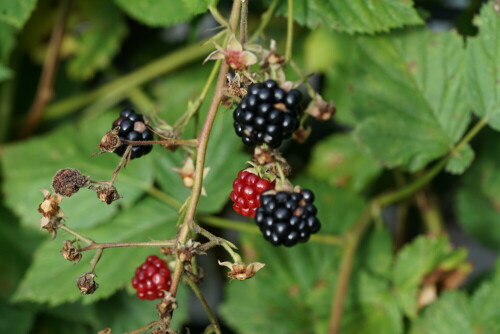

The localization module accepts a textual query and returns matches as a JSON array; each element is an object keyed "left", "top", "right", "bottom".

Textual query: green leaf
[
  {"left": 220, "top": 180, "right": 367, "bottom": 333},
  {"left": 96, "top": 290, "right": 188, "bottom": 332},
  {"left": 12, "top": 195, "right": 177, "bottom": 306},
  {"left": 446, "top": 144, "right": 474, "bottom": 174},
  {"left": 277, "top": 0, "right": 423, "bottom": 34},
  {"left": 0, "top": 301, "right": 34, "bottom": 334},
  {"left": 0, "top": 22, "right": 16, "bottom": 82},
  {"left": 1, "top": 113, "right": 154, "bottom": 229},
  {"left": 307, "top": 133, "right": 382, "bottom": 192},
  {"left": 154, "top": 112, "right": 247, "bottom": 215},
  {"left": 182, "top": 0, "right": 215, "bottom": 15},
  {"left": 352, "top": 29, "right": 470, "bottom": 171},
  {"left": 467, "top": 1, "right": 500, "bottom": 131},
  {"left": 391, "top": 235, "right": 461, "bottom": 318},
  {"left": 113, "top": 0, "right": 193, "bottom": 27},
  {"left": 0, "top": 0, "right": 37, "bottom": 28},
  {"left": 456, "top": 131, "right": 500, "bottom": 250},
  {"left": 67, "top": 0, "right": 127, "bottom": 80}
]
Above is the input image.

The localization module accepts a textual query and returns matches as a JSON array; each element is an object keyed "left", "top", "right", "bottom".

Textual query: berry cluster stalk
[{"left": 166, "top": 0, "right": 242, "bottom": 326}]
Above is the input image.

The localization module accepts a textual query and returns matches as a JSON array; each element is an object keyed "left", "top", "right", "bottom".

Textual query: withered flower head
[
  {"left": 218, "top": 260, "right": 265, "bottom": 281},
  {"left": 77, "top": 273, "right": 99, "bottom": 295},
  {"left": 98, "top": 128, "right": 122, "bottom": 154},
  {"left": 305, "top": 94, "right": 336, "bottom": 121},
  {"left": 52, "top": 168, "right": 89, "bottom": 197},
  {"left": 38, "top": 189, "right": 65, "bottom": 237},
  {"left": 204, "top": 34, "right": 257, "bottom": 71},
  {"left": 89, "top": 185, "right": 121, "bottom": 204},
  {"left": 157, "top": 292, "right": 178, "bottom": 320},
  {"left": 61, "top": 240, "right": 82, "bottom": 263}
]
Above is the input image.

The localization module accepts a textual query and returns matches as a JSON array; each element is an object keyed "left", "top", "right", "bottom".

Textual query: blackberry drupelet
[
  {"left": 233, "top": 79, "right": 302, "bottom": 148},
  {"left": 112, "top": 109, "right": 153, "bottom": 159},
  {"left": 255, "top": 189, "right": 321, "bottom": 246}
]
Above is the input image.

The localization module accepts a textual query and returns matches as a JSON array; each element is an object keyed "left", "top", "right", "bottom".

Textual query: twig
[
  {"left": 78, "top": 240, "right": 176, "bottom": 252},
  {"left": 125, "top": 320, "right": 162, "bottom": 334},
  {"left": 240, "top": 0, "right": 249, "bottom": 45},
  {"left": 122, "top": 139, "right": 199, "bottom": 147},
  {"left": 60, "top": 225, "right": 94, "bottom": 245},
  {"left": 414, "top": 188, "right": 444, "bottom": 236},
  {"left": 184, "top": 275, "right": 221, "bottom": 334},
  {"left": 89, "top": 249, "right": 103, "bottom": 273},
  {"left": 285, "top": 0, "right": 293, "bottom": 62},
  {"left": 22, "top": 0, "right": 72, "bottom": 137}
]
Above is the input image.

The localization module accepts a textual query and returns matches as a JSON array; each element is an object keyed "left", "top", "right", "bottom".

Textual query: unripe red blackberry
[
  {"left": 230, "top": 168, "right": 275, "bottom": 218},
  {"left": 233, "top": 80, "right": 302, "bottom": 148},
  {"left": 112, "top": 109, "right": 153, "bottom": 159},
  {"left": 131, "top": 255, "right": 172, "bottom": 300},
  {"left": 255, "top": 189, "right": 321, "bottom": 247}
]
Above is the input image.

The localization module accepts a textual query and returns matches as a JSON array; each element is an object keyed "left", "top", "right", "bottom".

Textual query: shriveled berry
[
  {"left": 254, "top": 189, "right": 321, "bottom": 247},
  {"left": 230, "top": 168, "right": 275, "bottom": 218},
  {"left": 131, "top": 255, "right": 172, "bottom": 300},
  {"left": 233, "top": 80, "right": 303, "bottom": 148}
]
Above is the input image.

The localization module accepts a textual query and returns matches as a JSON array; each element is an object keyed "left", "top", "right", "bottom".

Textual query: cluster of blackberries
[
  {"left": 233, "top": 80, "right": 302, "bottom": 148},
  {"left": 112, "top": 109, "right": 153, "bottom": 159},
  {"left": 255, "top": 189, "right": 321, "bottom": 247},
  {"left": 131, "top": 255, "right": 172, "bottom": 300}
]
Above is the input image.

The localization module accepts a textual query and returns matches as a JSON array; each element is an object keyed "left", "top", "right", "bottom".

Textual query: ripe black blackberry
[
  {"left": 233, "top": 79, "right": 302, "bottom": 148},
  {"left": 112, "top": 109, "right": 153, "bottom": 159},
  {"left": 255, "top": 189, "right": 321, "bottom": 246}
]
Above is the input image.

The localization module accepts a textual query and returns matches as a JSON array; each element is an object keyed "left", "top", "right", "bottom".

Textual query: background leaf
[
  {"left": 351, "top": 29, "right": 469, "bottom": 171},
  {"left": 67, "top": 0, "right": 128, "bottom": 80},
  {"left": 467, "top": 1, "right": 500, "bottom": 131},
  {"left": 0, "top": 0, "right": 37, "bottom": 29},
  {"left": 113, "top": 0, "right": 193, "bottom": 27},
  {"left": 277, "top": 0, "right": 422, "bottom": 34}
]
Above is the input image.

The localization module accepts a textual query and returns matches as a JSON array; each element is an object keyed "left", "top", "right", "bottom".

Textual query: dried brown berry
[
  {"left": 77, "top": 273, "right": 99, "bottom": 295},
  {"left": 52, "top": 169, "right": 89, "bottom": 197},
  {"left": 61, "top": 240, "right": 82, "bottom": 263}
]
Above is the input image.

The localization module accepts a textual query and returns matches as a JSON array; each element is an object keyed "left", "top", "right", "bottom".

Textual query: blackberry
[
  {"left": 255, "top": 189, "right": 321, "bottom": 247},
  {"left": 131, "top": 255, "right": 172, "bottom": 300},
  {"left": 112, "top": 109, "right": 153, "bottom": 159},
  {"left": 233, "top": 80, "right": 302, "bottom": 148}
]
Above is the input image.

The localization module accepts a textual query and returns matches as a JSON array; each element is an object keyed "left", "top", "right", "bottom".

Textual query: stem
[
  {"left": 285, "top": 0, "right": 293, "bottom": 62},
  {"left": 414, "top": 189, "right": 444, "bottom": 236},
  {"left": 0, "top": 80, "right": 14, "bottom": 142},
  {"left": 78, "top": 240, "right": 176, "bottom": 252},
  {"left": 240, "top": 0, "right": 249, "bottom": 45},
  {"left": 249, "top": 0, "right": 279, "bottom": 42},
  {"left": 60, "top": 225, "right": 94, "bottom": 245},
  {"left": 89, "top": 249, "right": 103, "bottom": 274},
  {"left": 122, "top": 139, "right": 198, "bottom": 147},
  {"left": 22, "top": 0, "right": 72, "bottom": 137},
  {"left": 185, "top": 275, "right": 221, "bottom": 334},
  {"left": 168, "top": 0, "right": 241, "bottom": 308},
  {"left": 198, "top": 215, "right": 344, "bottom": 246},
  {"left": 328, "top": 206, "right": 372, "bottom": 334},
  {"left": 44, "top": 42, "right": 214, "bottom": 120},
  {"left": 125, "top": 320, "right": 161, "bottom": 334}
]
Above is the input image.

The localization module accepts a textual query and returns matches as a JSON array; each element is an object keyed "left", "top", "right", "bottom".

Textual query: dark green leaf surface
[
  {"left": 467, "top": 1, "right": 500, "bottom": 131},
  {"left": 0, "top": 302, "right": 34, "bottom": 334},
  {"left": 12, "top": 196, "right": 177, "bottom": 305},
  {"left": 67, "top": 0, "right": 128, "bottom": 80},
  {"left": 1, "top": 113, "right": 154, "bottom": 229},
  {"left": 456, "top": 131, "right": 500, "bottom": 250},
  {"left": 278, "top": 0, "right": 422, "bottom": 34},
  {"left": 352, "top": 29, "right": 470, "bottom": 171},
  {"left": 113, "top": 0, "right": 193, "bottom": 27},
  {"left": 307, "top": 133, "right": 382, "bottom": 192}
]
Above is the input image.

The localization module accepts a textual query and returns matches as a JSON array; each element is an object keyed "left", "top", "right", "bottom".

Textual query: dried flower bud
[
  {"left": 172, "top": 157, "right": 210, "bottom": 196},
  {"left": 157, "top": 292, "right": 177, "bottom": 320},
  {"left": 52, "top": 169, "right": 89, "bottom": 197},
  {"left": 98, "top": 329, "right": 112, "bottom": 334},
  {"left": 89, "top": 185, "right": 121, "bottom": 204},
  {"left": 77, "top": 273, "right": 99, "bottom": 295},
  {"left": 61, "top": 240, "right": 82, "bottom": 263},
  {"left": 218, "top": 260, "right": 265, "bottom": 281},
  {"left": 292, "top": 125, "right": 312, "bottom": 144},
  {"left": 177, "top": 240, "right": 205, "bottom": 264},
  {"left": 38, "top": 189, "right": 65, "bottom": 237},
  {"left": 305, "top": 94, "right": 336, "bottom": 121},
  {"left": 98, "top": 128, "right": 122, "bottom": 153}
]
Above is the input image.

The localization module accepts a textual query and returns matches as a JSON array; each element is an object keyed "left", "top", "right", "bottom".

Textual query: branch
[{"left": 22, "top": 0, "right": 72, "bottom": 137}]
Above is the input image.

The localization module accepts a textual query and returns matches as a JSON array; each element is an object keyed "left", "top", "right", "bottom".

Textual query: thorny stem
[
  {"left": 78, "top": 240, "right": 176, "bottom": 252},
  {"left": 125, "top": 320, "right": 162, "bottom": 334},
  {"left": 327, "top": 116, "right": 490, "bottom": 333},
  {"left": 285, "top": 0, "right": 294, "bottom": 62},
  {"left": 249, "top": 0, "right": 279, "bottom": 42},
  {"left": 22, "top": 0, "right": 72, "bottom": 137},
  {"left": 167, "top": 0, "right": 241, "bottom": 326},
  {"left": 184, "top": 275, "right": 221, "bottom": 334},
  {"left": 240, "top": 0, "right": 249, "bottom": 45}
]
